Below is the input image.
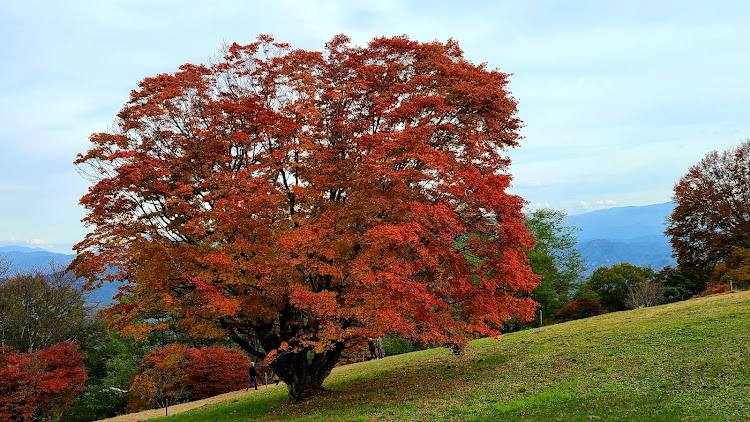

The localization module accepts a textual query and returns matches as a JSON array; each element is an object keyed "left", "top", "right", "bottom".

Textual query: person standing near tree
[
  {"left": 367, "top": 337, "right": 376, "bottom": 360},
  {"left": 376, "top": 337, "right": 384, "bottom": 359},
  {"left": 246, "top": 361, "right": 258, "bottom": 391}
]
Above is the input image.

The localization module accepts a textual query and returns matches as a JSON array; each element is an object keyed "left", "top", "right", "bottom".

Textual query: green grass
[{"left": 162, "top": 291, "right": 750, "bottom": 421}]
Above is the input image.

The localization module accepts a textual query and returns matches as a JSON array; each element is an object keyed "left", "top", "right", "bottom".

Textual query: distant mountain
[
  {"left": 0, "top": 245, "right": 54, "bottom": 253},
  {"left": 0, "top": 246, "right": 121, "bottom": 306},
  {"left": 564, "top": 203, "right": 677, "bottom": 273},
  {"left": 0, "top": 247, "right": 75, "bottom": 275},
  {"left": 565, "top": 202, "right": 675, "bottom": 242}
]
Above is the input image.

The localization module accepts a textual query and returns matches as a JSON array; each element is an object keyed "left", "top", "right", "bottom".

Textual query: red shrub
[
  {"left": 700, "top": 283, "right": 731, "bottom": 297},
  {"left": 186, "top": 345, "right": 252, "bottom": 399},
  {"left": 557, "top": 298, "right": 608, "bottom": 322},
  {"left": 0, "top": 342, "right": 87, "bottom": 421},
  {"left": 130, "top": 344, "right": 252, "bottom": 409}
]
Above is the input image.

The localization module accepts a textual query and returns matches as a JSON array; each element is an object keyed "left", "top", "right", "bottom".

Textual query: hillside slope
[{"left": 146, "top": 291, "right": 750, "bottom": 422}]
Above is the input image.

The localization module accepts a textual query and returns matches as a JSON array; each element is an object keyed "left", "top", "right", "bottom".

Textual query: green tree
[
  {"left": 0, "top": 269, "right": 89, "bottom": 352},
  {"left": 655, "top": 266, "right": 705, "bottom": 303},
  {"left": 581, "top": 263, "right": 658, "bottom": 311},
  {"left": 525, "top": 208, "right": 586, "bottom": 322}
]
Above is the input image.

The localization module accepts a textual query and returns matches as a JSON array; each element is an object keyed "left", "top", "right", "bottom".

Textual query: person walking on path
[
  {"left": 376, "top": 337, "right": 384, "bottom": 359},
  {"left": 368, "top": 337, "right": 376, "bottom": 360},
  {"left": 246, "top": 362, "right": 258, "bottom": 391}
]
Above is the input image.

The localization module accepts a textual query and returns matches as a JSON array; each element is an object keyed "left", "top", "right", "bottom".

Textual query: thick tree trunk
[
  {"left": 219, "top": 319, "right": 347, "bottom": 402},
  {"left": 274, "top": 343, "right": 345, "bottom": 402},
  {"left": 285, "top": 369, "right": 329, "bottom": 402}
]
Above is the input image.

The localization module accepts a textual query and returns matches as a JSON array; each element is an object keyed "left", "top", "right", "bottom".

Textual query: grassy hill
[{"left": 158, "top": 291, "right": 749, "bottom": 421}]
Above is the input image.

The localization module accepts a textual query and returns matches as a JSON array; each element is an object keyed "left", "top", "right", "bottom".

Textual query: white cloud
[{"left": 581, "top": 200, "right": 617, "bottom": 211}]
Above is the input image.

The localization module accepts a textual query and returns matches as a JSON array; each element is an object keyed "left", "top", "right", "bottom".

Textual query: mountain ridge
[{"left": 564, "top": 202, "right": 676, "bottom": 272}]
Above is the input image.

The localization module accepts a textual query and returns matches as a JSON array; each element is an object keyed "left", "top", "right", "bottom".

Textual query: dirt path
[
  {"left": 97, "top": 383, "right": 283, "bottom": 422},
  {"left": 96, "top": 359, "right": 370, "bottom": 421}
]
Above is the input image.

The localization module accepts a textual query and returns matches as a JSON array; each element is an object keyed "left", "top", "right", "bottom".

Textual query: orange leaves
[
  {"left": 129, "top": 344, "right": 190, "bottom": 411},
  {"left": 667, "top": 139, "right": 750, "bottom": 277},
  {"left": 130, "top": 344, "right": 252, "bottom": 410},
  {"left": 290, "top": 288, "right": 340, "bottom": 319},
  {"left": 74, "top": 34, "right": 539, "bottom": 396}
]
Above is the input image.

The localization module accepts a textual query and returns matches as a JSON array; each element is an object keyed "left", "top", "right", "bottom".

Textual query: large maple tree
[
  {"left": 666, "top": 139, "right": 750, "bottom": 283},
  {"left": 73, "top": 35, "right": 539, "bottom": 401}
]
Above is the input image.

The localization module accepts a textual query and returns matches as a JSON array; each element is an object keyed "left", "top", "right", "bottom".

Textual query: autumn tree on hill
[
  {"left": 129, "top": 344, "right": 189, "bottom": 415},
  {"left": 666, "top": 139, "right": 750, "bottom": 285},
  {"left": 129, "top": 344, "right": 252, "bottom": 411},
  {"left": 72, "top": 35, "right": 539, "bottom": 401}
]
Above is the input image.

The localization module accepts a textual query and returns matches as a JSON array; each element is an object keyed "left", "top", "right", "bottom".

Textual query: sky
[{"left": 1, "top": 0, "right": 748, "bottom": 253}]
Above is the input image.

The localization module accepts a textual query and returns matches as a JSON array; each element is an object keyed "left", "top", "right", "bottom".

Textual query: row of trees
[
  {"left": 524, "top": 139, "right": 750, "bottom": 325},
  {"left": 521, "top": 211, "right": 709, "bottom": 326}
]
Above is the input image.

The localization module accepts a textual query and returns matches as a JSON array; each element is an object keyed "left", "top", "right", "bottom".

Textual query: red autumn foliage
[
  {"left": 700, "top": 283, "right": 731, "bottom": 297},
  {"left": 186, "top": 345, "right": 252, "bottom": 400},
  {"left": 711, "top": 246, "right": 750, "bottom": 290},
  {"left": 129, "top": 344, "right": 190, "bottom": 411},
  {"left": 667, "top": 139, "right": 750, "bottom": 278},
  {"left": 0, "top": 342, "right": 87, "bottom": 421},
  {"left": 73, "top": 34, "right": 539, "bottom": 401},
  {"left": 557, "top": 298, "right": 608, "bottom": 322},
  {"left": 130, "top": 344, "right": 252, "bottom": 410}
]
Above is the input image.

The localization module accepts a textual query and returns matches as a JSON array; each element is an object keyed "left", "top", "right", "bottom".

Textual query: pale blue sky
[{"left": 1, "top": 0, "right": 748, "bottom": 253}]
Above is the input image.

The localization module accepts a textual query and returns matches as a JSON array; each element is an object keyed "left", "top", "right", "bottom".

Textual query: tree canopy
[
  {"left": 72, "top": 35, "right": 539, "bottom": 401},
  {"left": 667, "top": 139, "right": 750, "bottom": 283},
  {"left": 0, "top": 342, "right": 87, "bottom": 421},
  {"left": 580, "top": 263, "right": 657, "bottom": 311},
  {"left": 0, "top": 270, "right": 89, "bottom": 353}
]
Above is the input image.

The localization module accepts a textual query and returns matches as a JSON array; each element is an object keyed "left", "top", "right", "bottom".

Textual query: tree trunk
[
  {"left": 220, "top": 321, "right": 347, "bottom": 402},
  {"left": 273, "top": 343, "right": 344, "bottom": 402}
]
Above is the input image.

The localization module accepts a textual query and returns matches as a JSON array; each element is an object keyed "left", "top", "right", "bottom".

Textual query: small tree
[
  {"left": 556, "top": 298, "right": 607, "bottom": 322},
  {"left": 655, "top": 266, "right": 705, "bottom": 303},
  {"left": 0, "top": 269, "right": 89, "bottom": 353},
  {"left": 524, "top": 208, "right": 586, "bottom": 322},
  {"left": 130, "top": 344, "right": 252, "bottom": 412},
  {"left": 710, "top": 245, "right": 750, "bottom": 290},
  {"left": 582, "top": 263, "right": 657, "bottom": 311},
  {"left": 624, "top": 282, "right": 664, "bottom": 309},
  {"left": 129, "top": 344, "right": 189, "bottom": 415},
  {"left": 186, "top": 345, "right": 252, "bottom": 399}
]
